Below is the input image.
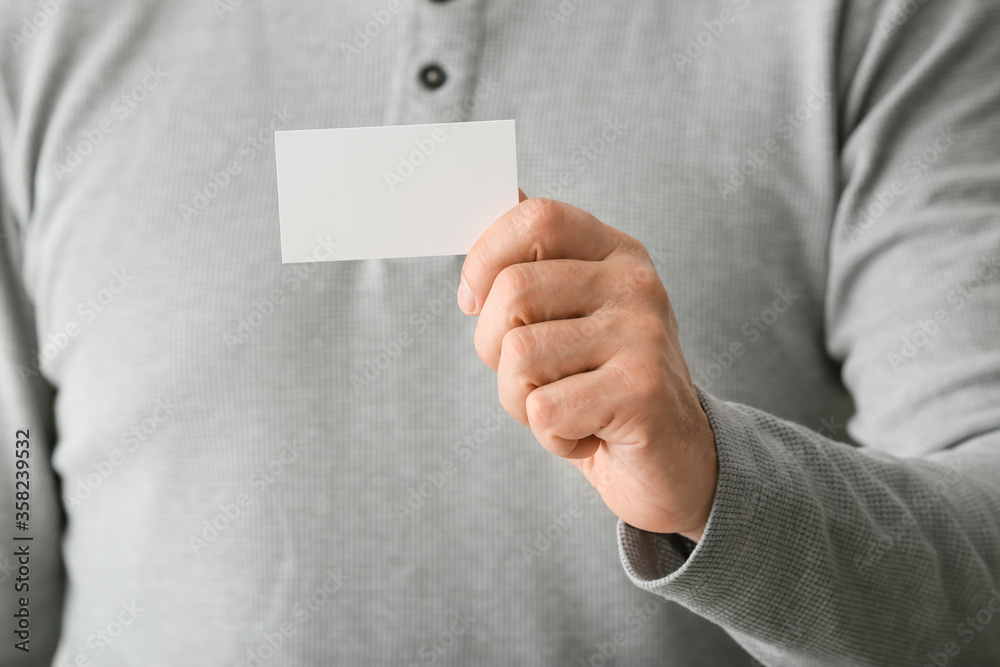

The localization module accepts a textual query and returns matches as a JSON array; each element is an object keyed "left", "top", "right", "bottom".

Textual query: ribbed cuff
[{"left": 616, "top": 386, "right": 764, "bottom": 608}]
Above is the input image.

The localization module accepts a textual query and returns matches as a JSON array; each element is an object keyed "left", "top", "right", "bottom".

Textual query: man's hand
[{"left": 458, "top": 191, "right": 719, "bottom": 542}]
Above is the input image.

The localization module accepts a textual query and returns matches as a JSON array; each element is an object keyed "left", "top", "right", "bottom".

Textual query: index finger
[{"left": 458, "top": 192, "right": 628, "bottom": 315}]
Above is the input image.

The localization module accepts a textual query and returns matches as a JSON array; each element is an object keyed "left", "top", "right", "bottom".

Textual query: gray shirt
[{"left": 1, "top": 0, "right": 999, "bottom": 665}]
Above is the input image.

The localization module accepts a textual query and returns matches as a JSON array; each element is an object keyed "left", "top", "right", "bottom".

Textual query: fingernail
[{"left": 457, "top": 275, "right": 475, "bottom": 314}]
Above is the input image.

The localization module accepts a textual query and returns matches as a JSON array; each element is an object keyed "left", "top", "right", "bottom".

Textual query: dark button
[
  {"left": 419, "top": 63, "right": 447, "bottom": 90},
  {"left": 430, "top": 0, "right": 452, "bottom": 3}
]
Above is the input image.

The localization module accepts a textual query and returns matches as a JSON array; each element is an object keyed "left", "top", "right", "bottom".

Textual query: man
[{"left": 1, "top": 1, "right": 998, "bottom": 665}]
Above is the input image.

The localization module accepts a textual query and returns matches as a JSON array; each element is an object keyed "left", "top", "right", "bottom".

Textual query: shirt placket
[{"left": 385, "top": 0, "right": 487, "bottom": 126}]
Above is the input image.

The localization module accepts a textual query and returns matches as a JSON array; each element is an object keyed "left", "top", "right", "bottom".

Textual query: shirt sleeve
[
  {"left": 0, "top": 80, "right": 65, "bottom": 665},
  {"left": 617, "top": 1, "right": 1000, "bottom": 665}
]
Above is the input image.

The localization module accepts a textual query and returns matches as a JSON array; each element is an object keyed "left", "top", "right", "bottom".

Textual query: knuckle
[
  {"left": 626, "top": 260, "right": 660, "bottom": 295},
  {"left": 514, "top": 198, "right": 562, "bottom": 252},
  {"left": 636, "top": 313, "right": 669, "bottom": 346},
  {"left": 501, "top": 326, "right": 536, "bottom": 369},
  {"left": 525, "top": 389, "right": 557, "bottom": 428},
  {"left": 611, "top": 261, "right": 672, "bottom": 322},
  {"left": 494, "top": 263, "right": 532, "bottom": 302},
  {"left": 583, "top": 311, "right": 614, "bottom": 339}
]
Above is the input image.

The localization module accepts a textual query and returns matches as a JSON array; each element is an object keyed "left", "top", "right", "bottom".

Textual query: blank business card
[{"left": 274, "top": 119, "right": 518, "bottom": 263}]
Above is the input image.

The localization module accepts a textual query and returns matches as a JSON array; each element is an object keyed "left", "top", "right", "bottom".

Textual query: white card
[{"left": 274, "top": 119, "right": 518, "bottom": 263}]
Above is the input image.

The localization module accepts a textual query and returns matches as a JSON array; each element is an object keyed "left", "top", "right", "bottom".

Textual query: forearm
[{"left": 618, "top": 388, "right": 1000, "bottom": 667}]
